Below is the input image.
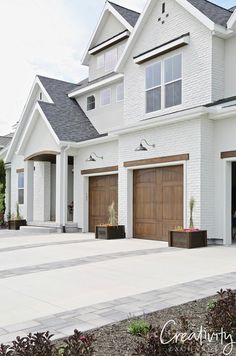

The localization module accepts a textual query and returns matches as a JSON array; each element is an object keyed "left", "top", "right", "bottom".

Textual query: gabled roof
[
  {"left": 37, "top": 76, "right": 105, "bottom": 143},
  {"left": 108, "top": 1, "right": 140, "bottom": 27},
  {"left": 187, "top": 0, "right": 232, "bottom": 27}
]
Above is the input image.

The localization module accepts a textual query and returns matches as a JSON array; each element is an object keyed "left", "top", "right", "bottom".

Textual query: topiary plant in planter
[
  {"left": 8, "top": 203, "right": 27, "bottom": 230},
  {"left": 95, "top": 201, "right": 125, "bottom": 239},
  {"left": 168, "top": 197, "right": 207, "bottom": 249}
]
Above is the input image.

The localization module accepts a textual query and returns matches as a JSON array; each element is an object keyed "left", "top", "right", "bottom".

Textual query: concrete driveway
[{"left": 0, "top": 230, "right": 235, "bottom": 343}]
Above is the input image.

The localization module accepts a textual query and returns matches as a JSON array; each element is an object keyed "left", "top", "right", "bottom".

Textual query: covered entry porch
[{"left": 24, "top": 150, "right": 75, "bottom": 231}]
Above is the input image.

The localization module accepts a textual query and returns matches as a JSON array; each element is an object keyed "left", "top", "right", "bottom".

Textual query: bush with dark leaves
[
  {"left": 206, "top": 289, "right": 236, "bottom": 337},
  {"left": 133, "top": 317, "right": 203, "bottom": 356},
  {"left": 0, "top": 330, "right": 94, "bottom": 356}
]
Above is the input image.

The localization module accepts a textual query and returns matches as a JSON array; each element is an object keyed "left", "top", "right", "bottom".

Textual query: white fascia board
[
  {"left": 81, "top": 2, "right": 132, "bottom": 66},
  {"left": 110, "top": 106, "right": 208, "bottom": 135},
  {"left": 59, "top": 134, "right": 118, "bottom": 149},
  {"left": 208, "top": 104, "right": 236, "bottom": 120},
  {"left": 227, "top": 11, "right": 236, "bottom": 30},
  {"left": 16, "top": 103, "right": 59, "bottom": 156},
  {"left": 134, "top": 34, "right": 189, "bottom": 64},
  {"left": 5, "top": 77, "right": 54, "bottom": 163},
  {"left": 68, "top": 73, "right": 123, "bottom": 98},
  {"left": 89, "top": 30, "right": 130, "bottom": 55}
]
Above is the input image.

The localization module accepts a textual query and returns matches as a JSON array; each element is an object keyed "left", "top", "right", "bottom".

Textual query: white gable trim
[
  {"left": 227, "top": 10, "right": 236, "bottom": 30},
  {"left": 16, "top": 103, "right": 59, "bottom": 156},
  {"left": 116, "top": 0, "right": 227, "bottom": 72},
  {"left": 81, "top": 2, "right": 133, "bottom": 66},
  {"left": 5, "top": 77, "right": 54, "bottom": 163},
  {"left": 68, "top": 73, "right": 123, "bottom": 98}
]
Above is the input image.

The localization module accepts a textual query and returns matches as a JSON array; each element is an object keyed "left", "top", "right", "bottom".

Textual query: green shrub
[{"left": 128, "top": 319, "right": 151, "bottom": 336}]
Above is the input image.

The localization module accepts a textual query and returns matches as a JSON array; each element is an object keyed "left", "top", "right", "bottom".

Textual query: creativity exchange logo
[{"left": 160, "top": 320, "right": 236, "bottom": 355}]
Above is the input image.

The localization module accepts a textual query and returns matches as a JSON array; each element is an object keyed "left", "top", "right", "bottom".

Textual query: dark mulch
[{"left": 71, "top": 294, "right": 236, "bottom": 356}]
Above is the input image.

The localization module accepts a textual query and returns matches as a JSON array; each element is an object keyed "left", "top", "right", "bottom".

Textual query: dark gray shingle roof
[
  {"left": 108, "top": 1, "right": 140, "bottom": 27},
  {"left": 187, "top": 0, "right": 232, "bottom": 27},
  {"left": 37, "top": 76, "right": 106, "bottom": 143},
  {"left": 0, "top": 135, "right": 12, "bottom": 148}
]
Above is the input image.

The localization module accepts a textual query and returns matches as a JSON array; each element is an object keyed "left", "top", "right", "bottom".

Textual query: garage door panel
[
  {"left": 89, "top": 175, "right": 118, "bottom": 232},
  {"left": 134, "top": 165, "right": 183, "bottom": 241}
]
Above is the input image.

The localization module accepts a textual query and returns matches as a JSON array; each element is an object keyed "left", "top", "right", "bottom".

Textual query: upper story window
[
  {"left": 87, "top": 95, "right": 95, "bottom": 111},
  {"left": 105, "top": 48, "right": 118, "bottom": 72},
  {"left": 164, "top": 54, "right": 182, "bottom": 108},
  {"left": 96, "top": 48, "right": 118, "bottom": 73},
  {"left": 146, "top": 62, "right": 161, "bottom": 113},
  {"left": 116, "top": 83, "right": 124, "bottom": 102},
  {"left": 145, "top": 54, "right": 182, "bottom": 113},
  {"left": 18, "top": 171, "right": 24, "bottom": 205},
  {"left": 100, "top": 88, "right": 111, "bottom": 106},
  {"left": 97, "top": 54, "right": 105, "bottom": 70}
]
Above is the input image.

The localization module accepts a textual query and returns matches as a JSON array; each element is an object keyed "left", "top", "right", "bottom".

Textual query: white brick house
[{"left": 4, "top": 0, "right": 236, "bottom": 244}]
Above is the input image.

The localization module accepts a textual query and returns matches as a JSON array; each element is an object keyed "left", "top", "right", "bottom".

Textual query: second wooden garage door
[
  {"left": 133, "top": 165, "right": 183, "bottom": 241},
  {"left": 89, "top": 175, "right": 118, "bottom": 232}
]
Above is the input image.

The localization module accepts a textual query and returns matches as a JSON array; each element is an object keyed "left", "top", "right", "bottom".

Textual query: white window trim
[
  {"left": 145, "top": 53, "right": 183, "bottom": 115},
  {"left": 100, "top": 87, "right": 112, "bottom": 107},
  {"left": 116, "top": 83, "right": 124, "bottom": 102}
]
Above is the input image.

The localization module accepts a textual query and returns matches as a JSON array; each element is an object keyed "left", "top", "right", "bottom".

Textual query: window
[
  {"left": 18, "top": 172, "right": 24, "bottom": 205},
  {"left": 87, "top": 95, "right": 95, "bottom": 111},
  {"left": 97, "top": 54, "right": 105, "bottom": 70},
  {"left": 164, "top": 54, "right": 182, "bottom": 108},
  {"left": 116, "top": 83, "right": 124, "bottom": 102},
  {"left": 145, "top": 62, "right": 161, "bottom": 113},
  {"left": 39, "top": 92, "right": 42, "bottom": 101},
  {"left": 145, "top": 54, "right": 182, "bottom": 113},
  {"left": 105, "top": 48, "right": 118, "bottom": 72},
  {"left": 100, "top": 88, "right": 111, "bottom": 106}
]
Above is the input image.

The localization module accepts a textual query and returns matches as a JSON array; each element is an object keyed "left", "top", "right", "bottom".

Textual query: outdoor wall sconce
[
  {"left": 86, "top": 152, "right": 104, "bottom": 162},
  {"left": 135, "top": 139, "right": 155, "bottom": 152}
]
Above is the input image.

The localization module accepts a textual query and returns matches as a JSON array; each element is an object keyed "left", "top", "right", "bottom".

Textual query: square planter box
[
  {"left": 168, "top": 230, "right": 207, "bottom": 249},
  {"left": 95, "top": 225, "right": 125, "bottom": 240},
  {"left": 8, "top": 220, "right": 27, "bottom": 230}
]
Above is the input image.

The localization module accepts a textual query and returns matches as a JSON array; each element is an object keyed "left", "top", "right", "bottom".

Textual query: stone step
[{"left": 20, "top": 226, "right": 57, "bottom": 234}]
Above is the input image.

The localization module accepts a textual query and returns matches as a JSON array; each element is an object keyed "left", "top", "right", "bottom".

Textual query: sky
[{"left": 0, "top": 0, "right": 235, "bottom": 135}]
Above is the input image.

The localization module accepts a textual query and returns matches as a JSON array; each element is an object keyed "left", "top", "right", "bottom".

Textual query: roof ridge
[
  {"left": 37, "top": 75, "right": 77, "bottom": 86},
  {"left": 108, "top": 1, "right": 140, "bottom": 15}
]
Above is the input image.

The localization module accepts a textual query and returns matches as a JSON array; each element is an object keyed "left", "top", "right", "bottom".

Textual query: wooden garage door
[
  {"left": 133, "top": 165, "right": 183, "bottom": 241},
  {"left": 89, "top": 175, "right": 118, "bottom": 232}
]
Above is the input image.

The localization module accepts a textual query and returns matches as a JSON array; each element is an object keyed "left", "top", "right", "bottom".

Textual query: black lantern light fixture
[
  {"left": 135, "top": 139, "right": 155, "bottom": 152},
  {"left": 86, "top": 152, "right": 104, "bottom": 162}
]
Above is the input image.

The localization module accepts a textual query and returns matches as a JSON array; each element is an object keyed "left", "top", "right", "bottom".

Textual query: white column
[
  {"left": 223, "top": 160, "right": 232, "bottom": 246},
  {"left": 56, "top": 149, "right": 68, "bottom": 229},
  {"left": 73, "top": 155, "right": 79, "bottom": 225},
  {"left": 24, "top": 160, "right": 34, "bottom": 222},
  {"left": 118, "top": 166, "right": 133, "bottom": 238},
  {"left": 5, "top": 167, "right": 11, "bottom": 220}
]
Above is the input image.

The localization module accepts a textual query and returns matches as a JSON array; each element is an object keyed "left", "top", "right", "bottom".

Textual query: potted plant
[
  {"left": 8, "top": 204, "right": 27, "bottom": 230},
  {"left": 168, "top": 197, "right": 207, "bottom": 249},
  {"left": 95, "top": 201, "right": 125, "bottom": 239}
]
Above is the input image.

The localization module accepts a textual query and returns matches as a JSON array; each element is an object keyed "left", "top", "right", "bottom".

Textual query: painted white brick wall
[
  {"left": 123, "top": 0, "right": 212, "bottom": 125},
  {"left": 212, "top": 36, "right": 225, "bottom": 101},
  {"left": 118, "top": 119, "right": 202, "bottom": 237}
]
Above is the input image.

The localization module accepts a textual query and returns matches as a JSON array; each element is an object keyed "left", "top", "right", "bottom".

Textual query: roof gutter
[{"left": 59, "top": 134, "right": 118, "bottom": 149}]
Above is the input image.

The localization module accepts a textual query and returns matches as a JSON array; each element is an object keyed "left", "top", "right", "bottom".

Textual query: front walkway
[{"left": 0, "top": 230, "right": 235, "bottom": 343}]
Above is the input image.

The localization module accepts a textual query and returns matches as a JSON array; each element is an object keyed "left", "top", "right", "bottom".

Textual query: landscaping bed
[
  {"left": 2, "top": 290, "right": 236, "bottom": 355},
  {"left": 82, "top": 293, "right": 235, "bottom": 355}
]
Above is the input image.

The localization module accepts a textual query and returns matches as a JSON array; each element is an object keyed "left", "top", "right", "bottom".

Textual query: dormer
[{"left": 81, "top": 1, "right": 140, "bottom": 81}]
